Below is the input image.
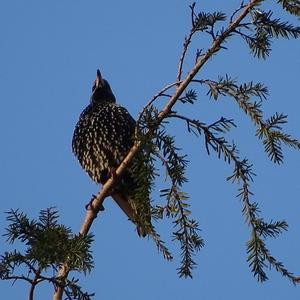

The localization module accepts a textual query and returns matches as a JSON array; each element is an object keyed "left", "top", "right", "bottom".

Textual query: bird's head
[{"left": 90, "top": 69, "right": 116, "bottom": 104}]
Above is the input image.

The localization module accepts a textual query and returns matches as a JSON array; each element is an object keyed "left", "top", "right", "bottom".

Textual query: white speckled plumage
[{"left": 72, "top": 101, "right": 136, "bottom": 184}]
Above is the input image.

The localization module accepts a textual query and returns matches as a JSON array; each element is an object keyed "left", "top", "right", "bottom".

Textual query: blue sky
[{"left": 1, "top": 1, "right": 300, "bottom": 299}]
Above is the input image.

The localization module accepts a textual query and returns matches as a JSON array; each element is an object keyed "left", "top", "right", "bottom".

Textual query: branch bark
[{"left": 28, "top": 268, "right": 41, "bottom": 300}]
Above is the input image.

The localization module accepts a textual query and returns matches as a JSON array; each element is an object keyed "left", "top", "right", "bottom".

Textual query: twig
[
  {"left": 3, "top": 275, "right": 32, "bottom": 284},
  {"left": 190, "top": 2, "right": 197, "bottom": 27},
  {"left": 234, "top": 29, "right": 253, "bottom": 40},
  {"left": 230, "top": 1, "right": 247, "bottom": 23},
  {"left": 28, "top": 268, "right": 41, "bottom": 300},
  {"left": 176, "top": 30, "right": 196, "bottom": 82},
  {"left": 137, "top": 81, "right": 180, "bottom": 125},
  {"left": 176, "top": 28, "right": 196, "bottom": 82},
  {"left": 154, "top": 151, "right": 172, "bottom": 182}
]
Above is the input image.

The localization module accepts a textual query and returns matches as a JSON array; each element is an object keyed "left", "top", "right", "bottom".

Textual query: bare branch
[
  {"left": 137, "top": 81, "right": 180, "bottom": 125},
  {"left": 2, "top": 275, "right": 33, "bottom": 284},
  {"left": 28, "top": 268, "right": 41, "bottom": 300},
  {"left": 230, "top": 1, "right": 247, "bottom": 23}
]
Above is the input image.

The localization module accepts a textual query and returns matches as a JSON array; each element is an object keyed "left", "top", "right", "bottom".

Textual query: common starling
[{"left": 72, "top": 69, "right": 150, "bottom": 236}]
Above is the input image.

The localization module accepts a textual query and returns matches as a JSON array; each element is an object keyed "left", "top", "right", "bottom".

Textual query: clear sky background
[{"left": 1, "top": 1, "right": 300, "bottom": 299}]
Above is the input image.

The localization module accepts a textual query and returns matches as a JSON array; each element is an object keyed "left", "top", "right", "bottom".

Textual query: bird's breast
[{"left": 72, "top": 102, "right": 136, "bottom": 183}]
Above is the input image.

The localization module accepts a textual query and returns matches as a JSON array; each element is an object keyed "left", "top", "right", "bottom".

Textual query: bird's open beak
[{"left": 95, "top": 69, "right": 103, "bottom": 88}]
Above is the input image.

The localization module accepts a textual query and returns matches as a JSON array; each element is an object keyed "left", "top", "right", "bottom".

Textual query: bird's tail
[{"left": 111, "top": 192, "right": 152, "bottom": 237}]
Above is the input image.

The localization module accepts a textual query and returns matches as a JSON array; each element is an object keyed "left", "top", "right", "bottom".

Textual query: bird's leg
[
  {"left": 85, "top": 168, "right": 117, "bottom": 211},
  {"left": 85, "top": 167, "right": 120, "bottom": 212},
  {"left": 104, "top": 166, "right": 119, "bottom": 195},
  {"left": 85, "top": 194, "right": 105, "bottom": 211}
]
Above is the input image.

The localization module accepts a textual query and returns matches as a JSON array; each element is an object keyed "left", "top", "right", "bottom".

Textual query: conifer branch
[
  {"left": 50, "top": 0, "right": 299, "bottom": 296},
  {"left": 234, "top": 6, "right": 300, "bottom": 58},
  {"left": 167, "top": 111, "right": 300, "bottom": 282},
  {"left": 154, "top": 130, "right": 203, "bottom": 276},
  {"left": 0, "top": 208, "right": 94, "bottom": 300},
  {"left": 202, "top": 77, "right": 300, "bottom": 163},
  {"left": 277, "top": 0, "right": 300, "bottom": 17}
]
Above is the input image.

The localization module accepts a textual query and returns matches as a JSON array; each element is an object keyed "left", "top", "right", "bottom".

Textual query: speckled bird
[{"left": 72, "top": 69, "right": 150, "bottom": 236}]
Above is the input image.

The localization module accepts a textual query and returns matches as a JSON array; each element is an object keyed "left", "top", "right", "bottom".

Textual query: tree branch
[
  {"left": 53, "top": 1, "right": 263, "bottom": 298},
  {"left": 137, "top": 81, "right": 180, "bottom": 125},
  {"left": 176, "top": 3, "right": 198, "bottom": 82},
  {"left": 28, "top": 268, "right": 41, "bottom": 300},
  {"left": 3, "top": 275, "right": 33, "bottom": 285}
]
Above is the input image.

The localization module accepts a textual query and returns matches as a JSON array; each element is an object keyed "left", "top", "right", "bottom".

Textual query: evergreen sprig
[
  {"left": 194, "top": 11, "right": 226, "bottom": 32},
  {"left": 254, "top": 219, "right": 288, "bottom": 238},
  {"left": 166, "top": 110, "right": 299, "bottom": 282},
  {"left": 277, "top": 0, "right": 300, "bottom": 17},
  {"left": 234, "top": 8, "right": 300, "bottom": 58},
  {"left": 253, "top": 10, "right": 300, "bottom": 38},
  {"left": 0, "top": 208, "right": 94, "bottom": 299},
  {"left": 257, "top": 113, "right": 300, "bottom": 163},
  {"left": 204, "top": 122, "right": 299, "bottom": 283},
  {"left": 245, "top": 31, "right": 272, "bottom": 58},
  {"left": 134, "top": 109, "right": 175, "bottom": 259},
  {"left": 130, "top": 146, "right": 155, "bottom": 232},
  {"left": 247, "top": 229, "right": 300, "bottom": 284},
  {"left": 203, "top": 77, "right": 300, "bottom": 164},
  {"left": 63, "top": 278, "right": 95, "bottom": 300},
  {"left": 155, "top": 130, "right": 188, "bottom": 186},
  {"left": 171, "top": 190, "right": 204, "bottom": 278},
  {"left": 179, "top": 89, "right": 198, "bottom": 104},
  {"left": 205, "top": 76, "right": 268, "bottom": 125},
  {"left": 159, "top": 187, "right": 204, "bottom": 278},
  {"left": 149, "top": 128, "right": 203, "bottom": 277}
]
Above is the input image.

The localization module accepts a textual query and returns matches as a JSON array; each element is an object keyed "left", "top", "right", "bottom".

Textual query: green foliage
[
  {"left": 170, "top": 90, "right": 298, "bottom": 282},
  {"left": 63, "top": 278, "right": 95, "bottom": 300},
  {"left": 165, "top": 109, "right": 299, "bottom": 283},
  {"left": 0, "top": 208, "right": 94, "bottom": 299},
  {"left": 203, "top": 76, "right": 300, "bottom": 164},
  {"left": 179, "top": 89, "right": 198, "bottom": 104},
  {"left": 234, "top": 8, "right": 300, "bottom": 58},
  {"left": 253, "top": 10, "right": 300, "bottom": 38},
  {"left": 154, "top": 129, "right": 204, "bottom": 277},
  {"left": 160, "top": 188, "right": 204, "bottom": 278},
  {"left": 136, "top": 105, "right": 202, "bottom": 274},
  {"left": 277, "top": 0, "right": 300, "bottom": 16},
  {"left": 245, "top": 31, "right": 271, "bottom": 59},
  {"left": 128, "top": 138, "right": 174, "bottom": 260},
  {"left": 257, "top": 113, "right": 300, "bottom": 163},
  {"left": 138, "top": 58, "right": 299, "bottom": 280},
  {"left": 129, "top": 147, "right": 155, "bottom": 231},
  {"left": 194, "top": 11, "right": 227, "bottom": 32},
  {"left": 205, "top": 75, "right": 268, "bottom": 123},
  {"left": 136, "top": 99, "right": 204, "bottom": 277},
  {"left": 247, "top": 226, "right": 300, "bottom": 284},
  {"left": 155, "top": 130, "right": 188, "bottom": 186}
]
